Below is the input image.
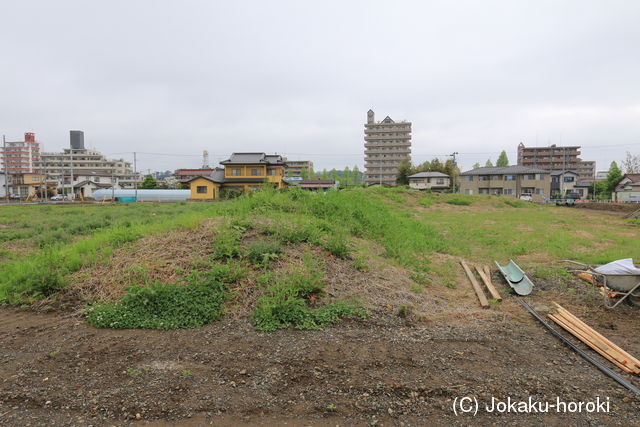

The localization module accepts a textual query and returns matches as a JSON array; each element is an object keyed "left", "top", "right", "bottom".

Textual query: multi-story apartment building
[
  {"left": 459, "top": 165, "right": 551, "bottom": 203},
  {"left": 283, "top": 159, "right": 313, "bottom": 177},
  {"left": 517, "top": 143, "right": 595, "bottom": 179},
  {"left": 364, "top": 110, "right": 411, "bottom": 186},
  {"left": 1, "top": 132, "right": 41, "bottom": 174},
  {"left": 38, "top": 130, "right": 140, "bottom": 192}
]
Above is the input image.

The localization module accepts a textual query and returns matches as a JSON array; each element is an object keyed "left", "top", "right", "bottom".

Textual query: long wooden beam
[
  {"left": 548, "top": 314, "right": 635, "bottom": 374},
  {"left": 475, "top": 265, "right": 502, "bottom": 301},
  {"left": 553, "top": 302, "right": 640, "bottom": 371},
  {"left": 460, "top": 260, "right": 489, "bottom": 308}
]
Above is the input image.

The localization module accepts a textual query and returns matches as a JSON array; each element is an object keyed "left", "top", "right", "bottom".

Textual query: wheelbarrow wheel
[{"left": 628, "top": 295, "right": 640, "bottom": 308}]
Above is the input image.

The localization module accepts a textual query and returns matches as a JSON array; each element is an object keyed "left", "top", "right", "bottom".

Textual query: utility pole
[
  {"left": 450, "top": 152, "right": 459, "bottom": 193},
  {"left": 3, "top": 135, "right": 8, "bottom": 203},
  {"left": 70, "top": 146, "right": 74, "bottom": 201},
  {"left": 133, "top": 151, "right": 138, "bottom": 201}
]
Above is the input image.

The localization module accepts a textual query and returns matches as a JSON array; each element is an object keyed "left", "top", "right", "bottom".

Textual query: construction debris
[
  {"left": 548, "top": 302, "right": 640, "bottom": 374},
  {"left": 494, "top": 259, "right": 534, "bottom": 296},
  {"left": 460, "top": 260, "right": 489, "bottom": 308},
  {"left": 519, "top": 299, "right": 640, "bottom": 396},
  {"left": 475, "top": 265, "right": 502, "bottom": 301}
]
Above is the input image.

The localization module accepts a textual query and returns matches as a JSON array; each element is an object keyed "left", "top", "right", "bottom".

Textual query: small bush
[
  {"left": 446, "top": 196, "right": 473, "bottom": 206},
  {"left": 247, "top": 240, "right": 282, "bottom": 267},
  {"left": 504, "top": 199, "right": 528, "bottom": 208},
  {"left": 212, "top": 228, "right": 243, "bottom": 260},
  {"left": 86, "top": 281, "right": 227, "bottom": 329},
  {"left": 322, "top": 236, "right": 352, "bottom": 259}
]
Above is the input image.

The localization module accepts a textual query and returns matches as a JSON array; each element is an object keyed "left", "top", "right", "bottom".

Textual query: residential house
[
  {"left": 408, "top": 172, "right": 450, "bottom": 191},
  {"left": 459, "top": 166, "right": 550, "bottom": 202},
  {"left": 174, "top": 168, "right": 215, "bottom": 187},
  {"left": 550, "top": 170, "right": 577, "bottom": 197},
  {"left": 63, "top": 170, "right": 119, "bottom": 199},
  {"left": 12, "top": 173, "right": 46, "bottom": 198},
  {"left": 615, "top": 174, "right": 640, "bottom": 202},
  {"left": 298, "top": 179, "right": 336, "bottom": 192},
  {"left": 187, "top": 153, "right": 287, "bottom": 200}
]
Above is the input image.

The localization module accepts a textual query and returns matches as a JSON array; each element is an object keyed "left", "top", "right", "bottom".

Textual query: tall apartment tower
[
  {"left": 1, "top": 132, "right": 41, "bottom": 174},
  {"left": 517, "top": 143, "right": 595, "bottom": 179},
  {"left": 364, "top": 109, "right": 411, "bottom": 186}
]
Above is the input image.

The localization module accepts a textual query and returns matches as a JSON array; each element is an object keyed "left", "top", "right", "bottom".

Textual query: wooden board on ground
[
  {"left": 476, "top": 265, "right": 502, "bottom": 301},
  {"left": 460, "top": 260, "right": 489, "bottom": 308},
  {"left": 550, "top": 302, "right": 640, "bottom": 374}
]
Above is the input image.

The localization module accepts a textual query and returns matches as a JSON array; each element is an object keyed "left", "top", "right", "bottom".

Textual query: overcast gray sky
[{"left": 2, "top": 0, "right": 639, "bottom": 172}]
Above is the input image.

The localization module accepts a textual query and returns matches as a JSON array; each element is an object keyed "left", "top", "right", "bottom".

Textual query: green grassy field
[{"left": 0, "top": 188, "right": 637, "bottom": 328}]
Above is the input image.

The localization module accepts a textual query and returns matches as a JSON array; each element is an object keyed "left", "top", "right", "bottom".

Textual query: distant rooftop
[{"left": 461, "top": 166, "right": 549, "bottom": 176}]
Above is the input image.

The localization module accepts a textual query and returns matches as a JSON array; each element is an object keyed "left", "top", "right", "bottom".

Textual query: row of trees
[
  {"left": 472, "top": 150, "right": 510, "bottom": 169},
  {"left": 288, "top": 166, "right": 365, "bottom": 187},
  {"left": 396, "top": 158, "right": 460, "bottom": 186}
]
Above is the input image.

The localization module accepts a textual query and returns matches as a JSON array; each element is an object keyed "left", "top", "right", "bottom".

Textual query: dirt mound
[{"left": 64, "top": 220, "right": 217, "bottom": 304}]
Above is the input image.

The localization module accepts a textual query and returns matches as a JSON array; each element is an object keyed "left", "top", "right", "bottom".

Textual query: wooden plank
[
  {"left": 553, "top": 302, "right": 640, "bottom": 371},
  {"left": 475, "top": 265, "right": 502, "bottom": 301},
  {"left": 548, "top": 314, "right": 635, "bottom": 374},
  {"left": 460, "top": 260, "right": 489, "bottom": 308},
  {"left": 553, "top": 302, "right": 640, "bottom": 367}
]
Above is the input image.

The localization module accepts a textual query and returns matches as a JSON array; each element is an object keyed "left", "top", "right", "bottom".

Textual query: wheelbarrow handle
[{"left": 561, "top": 260, "right": 591, "bottom": 268}]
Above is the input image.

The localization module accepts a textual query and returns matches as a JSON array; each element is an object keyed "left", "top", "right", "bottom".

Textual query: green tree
[
  {"left": 606, "top": 161, "right": 622, "bottom": 193},
  {"left": 396, "top": 159, "right": 413, "bottom": 185},
  {"left": 342, "top": 167, "right": 351, "bottom": 187},
  {"left": 321, "top": 169, "right": 329, "bottom": 180},
  {"left": 300, "top": 168, "right": 309, "bottom": 180},
  {"left": 141, "top": 174, "right": 157, "bottom": 189},
  {"left": 496, "top": 151, "right": 509, "bottom": 167},
  {"left": 352, "top": 165, "right": 361, "bottom": 186},
  {"left": 485, "top": 159, "right": 494, "bottom": 167},
  {"left": 472, "top": 162, "right": 480, "bottom": 169},
  {"left": 330, "top": 169, "right": 339, "bottom": 183},
  {"left": 430, "top": 158, "right": 443, "bottom": 173}
]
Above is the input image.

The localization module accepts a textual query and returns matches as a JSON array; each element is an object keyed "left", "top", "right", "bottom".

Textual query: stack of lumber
[
  {"left": 548, "top": 302, "right": 640, "bottom": 374},
  {"left": 460, "top": 260, "right": 502, "bottom": 308}
]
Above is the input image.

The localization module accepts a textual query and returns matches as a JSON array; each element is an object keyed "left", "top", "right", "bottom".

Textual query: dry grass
[{"left": 65, "top": 220, "right": 217, "bottom": 303}]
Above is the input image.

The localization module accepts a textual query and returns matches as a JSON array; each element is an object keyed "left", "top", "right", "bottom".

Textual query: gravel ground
[{"left": 1, "top": 290, "right": 639, "bottom": 426}]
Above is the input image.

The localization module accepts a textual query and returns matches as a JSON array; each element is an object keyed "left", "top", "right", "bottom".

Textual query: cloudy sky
[{"left": 2, "top": 0, "right": 639, "bottom": 172}]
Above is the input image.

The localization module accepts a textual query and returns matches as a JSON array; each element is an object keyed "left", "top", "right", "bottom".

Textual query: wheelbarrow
[{"left": 563, "top": 260, "right": 640, "bottom": 308}]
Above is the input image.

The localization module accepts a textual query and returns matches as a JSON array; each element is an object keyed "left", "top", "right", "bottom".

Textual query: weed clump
[
  {"left": 86, "top": 281, "right": 227, "bottom": 330},
  {"left": 247, "top": 240, "right": 282, "bottom": 267},
  {"left": 251, "top": 257, "right": 365, "bottom": 331},
  {"left": 445, "top": 196, "right": 473, "bottom": 206}
]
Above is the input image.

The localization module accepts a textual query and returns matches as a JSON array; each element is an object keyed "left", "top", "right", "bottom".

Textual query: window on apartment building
[
  {"left": 196, "top": 186, "right": 208, "bottom": 194},
  {"left": 463, "top": 176, "right": 473, "bottom": 182},
  {"left": 479, "top": 176, "right": 489, "bottom": 181},
  {"left": 525, "top": 174, "right": 535, "bottom": 180},
  {"left": 232, "top": 168, "right": 241, "bottom": 176},
  {"left": 479, "top": 188, "right": 490, "bottom": 194},
  {"left": 504, "top": 189, "right": 514, "bottom": 195},
  {"left": 266, "top": 169, "right": 276, "bottom": 176},
  {"left": 251, "top": 168, "right": 261, "bottom": 176},
  {"left": 563, "top": 176, "right": 574, "bottom": 182},
  {"left": 535, "top": 188, "right": 543, "bottom": 194},
  {"left": 436, "top": 179, "right": 444, "bottom": 184},
  {"left": 505, "top": 175, "right": 515, "bottom": 181},
  {"left": 491, "top": 175, "right": 502, "bottom": 180}
]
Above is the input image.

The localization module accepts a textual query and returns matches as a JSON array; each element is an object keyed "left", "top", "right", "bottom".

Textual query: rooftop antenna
[{"left": 202, "top": 150, "right": 210, "bottom": 168}]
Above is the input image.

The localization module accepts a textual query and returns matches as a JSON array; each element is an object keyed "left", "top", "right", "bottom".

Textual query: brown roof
[{"left": 174, "top": 169, "right": 214, "bottom": 176}]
